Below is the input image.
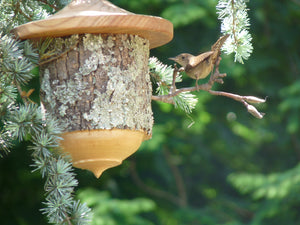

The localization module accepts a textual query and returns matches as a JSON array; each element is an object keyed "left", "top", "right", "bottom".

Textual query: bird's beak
[{"left": 168, "top": 57, "right": 176, "bottom": 61}]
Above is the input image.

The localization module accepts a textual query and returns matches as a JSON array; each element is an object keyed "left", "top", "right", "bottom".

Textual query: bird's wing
[{"left": 188, "top": 51, "right": 214, "bottom": 67}]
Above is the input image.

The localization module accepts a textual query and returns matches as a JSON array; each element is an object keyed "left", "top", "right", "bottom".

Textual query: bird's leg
[
  {"left": 178, "top": 67, "right": 185, "bottom": 73},
  {"left": 195, "top": 78, "right": 199, "bottom": 91}
]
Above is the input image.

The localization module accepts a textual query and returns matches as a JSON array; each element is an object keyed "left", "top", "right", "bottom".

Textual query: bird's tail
[
  {"left": 211, "top": 34, "right": 229, "bottom": 64},
  {"left": 211, "top": 34, "right": 229, "bottom": 52}
]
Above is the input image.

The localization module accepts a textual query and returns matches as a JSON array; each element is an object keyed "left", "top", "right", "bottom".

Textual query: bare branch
[
  {"left": 151, "top": 56, "right": 225, "bottom": 103},
  {"left": 163, "top": 148, "right": 187, "bottom": 207},
  {"left": 169, "top": 64, "right": 178, "bottom": 94},
  {"left": 151, "top": 56, "right": 265, "bottom": 118},
  {"left": 208, "top": 90, "right": 246, "bottom": 103},
  {"left": 129, "top": 160, "right": 186, "bottom": 207}
]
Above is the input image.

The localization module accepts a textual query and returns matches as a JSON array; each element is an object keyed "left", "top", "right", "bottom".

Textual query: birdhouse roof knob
[{"left": 13, "top": 0, "right": 173, "bottom": 49}]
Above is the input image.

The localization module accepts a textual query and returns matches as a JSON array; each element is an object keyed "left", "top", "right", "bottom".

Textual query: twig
[
  {"left": 14, "top": 1, "right": 33, "bottom": 22},
  {"left": 15, "top": 83, "right": 29, "bottom": 104},
  {"left": 39, "top": 40, "right": 79, "bottom": 66},
  {"left": 21, "top": 88, "right": 35, "bottom": 104},
  {"left": 151, "top": 57, "right": 225, "bottom": 102},
  {"left": 151, "top": 56, "right": 266, "bottom": 118},
  {"left": 37, "top": 0, "right": 60, "bottom": 11},
  {"left": 169, "top": 64, "right": 183, "bottom": 94},
  {"left": 129, "top": 159, "right": 186, "bottom": 207},
  {"left": 163, "top": 148, "right": 187, "bottom": 207},
  {"left": 231, "top": 0, "right": 238, "bottom": 46},
  {"left": 208, "top": 90, "right": 246, "bottom": 103},
  {"left": 62, "top": 212, "right": 73, "bottom": 225},
  {"left": 169, "top": 64, "right": 177, "bottom": 94}
]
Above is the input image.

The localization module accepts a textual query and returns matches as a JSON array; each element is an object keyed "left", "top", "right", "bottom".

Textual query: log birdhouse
[{"left": 13, "top": 0, "right": 173, "bottom": 178}]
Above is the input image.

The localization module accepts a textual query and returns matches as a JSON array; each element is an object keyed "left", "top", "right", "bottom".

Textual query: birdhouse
[{"left": 13, "top": 0, "right": 173, "bottom": 178}]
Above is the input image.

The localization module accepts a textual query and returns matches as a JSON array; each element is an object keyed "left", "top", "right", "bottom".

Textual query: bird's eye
[{"left": 181, "top": 56, "right": 185, "bottom": 59}]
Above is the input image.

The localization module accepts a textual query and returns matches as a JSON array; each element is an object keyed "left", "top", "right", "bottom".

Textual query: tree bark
[{"left": 40, "top": 33, "right": 153, "bottom": 138}]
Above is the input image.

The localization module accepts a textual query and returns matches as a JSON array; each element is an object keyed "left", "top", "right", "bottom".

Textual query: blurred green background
[{"left": 1, "top": 0, "right": 300, "bottom": 224}]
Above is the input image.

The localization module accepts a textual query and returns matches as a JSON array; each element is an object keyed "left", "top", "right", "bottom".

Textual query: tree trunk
[{"left": 40, "top": 33, "right": 153, "bottom": 139}]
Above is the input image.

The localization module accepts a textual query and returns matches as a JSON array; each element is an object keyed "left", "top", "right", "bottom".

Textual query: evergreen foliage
[
  {"left": 0, "top": 32, "right": 92, "bottom": 224},
  {"left": 149, "top": 56, "right": 198, "bottom": 113},
  {"left": 217, "top": 0, "right": 253, "bottom": 63}
]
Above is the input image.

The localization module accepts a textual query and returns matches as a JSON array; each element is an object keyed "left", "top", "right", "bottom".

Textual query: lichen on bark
[{"left": 40, "top": 33, "right": 153, "bottom": 138}]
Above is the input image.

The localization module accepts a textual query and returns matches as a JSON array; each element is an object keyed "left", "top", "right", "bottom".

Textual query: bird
[{"left": 169, "top": 34, "right": 229, "bottom": 89}]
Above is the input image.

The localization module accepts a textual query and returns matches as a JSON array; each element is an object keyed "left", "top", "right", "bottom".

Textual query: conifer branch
[
  {"left": 216, "top": 0, "right": 253, "bottom": 63},
  {"left": 0, "top": 34, "right": 92, "bottom": 224},
  {"left": 149, "top": 57, "right": 198, "bottom": 113},
  {"left": 13, "top": 0, "right": 34, "bottom": 22}
]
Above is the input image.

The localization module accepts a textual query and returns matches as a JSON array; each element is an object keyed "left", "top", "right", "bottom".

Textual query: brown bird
[{"left": 169, "top": 34, "right": 229, "bottom": 89}]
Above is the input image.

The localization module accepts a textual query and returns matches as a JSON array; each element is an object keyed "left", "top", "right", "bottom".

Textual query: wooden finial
[{"left": 62, "top": 129, "right": 145, "bottom": 178}]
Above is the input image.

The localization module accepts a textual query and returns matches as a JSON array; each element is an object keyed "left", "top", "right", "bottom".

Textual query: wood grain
[{"left": 13, "top": 0, "right": 173, "bottom": 49}]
